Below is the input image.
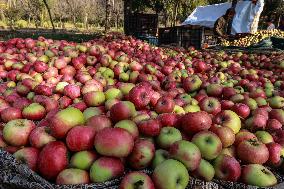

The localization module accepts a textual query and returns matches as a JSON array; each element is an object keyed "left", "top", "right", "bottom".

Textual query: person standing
[
  {"left": 213, "top": 8, "right": 236, "bottom": 39},
  {"left": 250, "top": 0, "right": 265, "bottom": 33},
  {"left": 267, "top": 20, "right": 276, "bottom": 30},
  {"left": 278, "top": 19, "right": 284, "bottom": 31}
]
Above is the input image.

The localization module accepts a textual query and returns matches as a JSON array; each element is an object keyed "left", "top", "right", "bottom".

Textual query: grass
[
  {"left": 0, "top": 25, "right": 123, "bottom": 43},
  {"left": 0, "top": 31, "right": 102, "bottom": 43}
]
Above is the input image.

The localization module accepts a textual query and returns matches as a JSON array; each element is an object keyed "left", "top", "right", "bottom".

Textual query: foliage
[
  {"left": 0, "top": 21, "right": 6, "bottom": 29},
  {"left": 264, "top": 0, "right": 284, "bottom": 14},
  {"left": 0, "top": 0, "right": 281, "bottom": 31},
  {"left": 15, "top": 20, "right": 28, "bottom": 28}
]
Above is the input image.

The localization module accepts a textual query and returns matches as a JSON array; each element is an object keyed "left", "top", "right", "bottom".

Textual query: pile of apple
[
  {"left": 0, "top": 35, "right": 284, "bottom": 189},
  {"left": 221, "top": 29, "right": 284, "bottom": 47}
]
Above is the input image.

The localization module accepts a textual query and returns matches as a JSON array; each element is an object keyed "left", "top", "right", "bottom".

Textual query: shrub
[
  {"left": 15, "top": 20, "right": 28, "bottom": 28},
  {"left": 0, "top": 21, "right": 6, "bottom": 29}
]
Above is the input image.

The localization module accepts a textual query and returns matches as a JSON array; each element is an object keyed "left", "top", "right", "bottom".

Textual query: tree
[
  {"left": 105, "top": 0, "right": 111, "bottom": 32},
  {"left": 19, "top": 0, "right": 44, "bottom": 28},
  {"left": 3, "top": 0, "right": 23, "bottom": 29},
  {"left": 42, "top": 0, "right": 55, "bottom": 32}
]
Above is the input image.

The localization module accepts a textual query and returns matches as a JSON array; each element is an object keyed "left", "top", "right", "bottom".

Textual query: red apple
[
  {"left": 66, "top": 126, "right": 96, "bottom": 152},
  {"left": 181, "top": 111, "right": 212, "bottom": 135},
  {"left": 37, "top": 141, "right": 68, "bottom": 180}
]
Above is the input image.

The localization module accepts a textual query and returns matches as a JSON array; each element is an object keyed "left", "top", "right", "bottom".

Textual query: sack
[
  {"left": 1, "top": 149, "right": 284, "bottom": 189},
  {"left": 271, "top": 37, "right": 284, "bottom": 50}
]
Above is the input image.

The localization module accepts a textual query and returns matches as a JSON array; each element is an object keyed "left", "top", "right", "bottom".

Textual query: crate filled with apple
[
  {"left": 221, "top": 29, "right": 284, "bottom": 47},
  {"left": 0, "top": 34, "right": 284, "bottom": 189}
]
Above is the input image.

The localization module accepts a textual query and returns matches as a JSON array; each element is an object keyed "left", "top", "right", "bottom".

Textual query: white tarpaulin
[
  {"left": 232, "top": 0, "right": 265, "bottom": 34},
  {"left": 182, "top": 0, "right": 264, "bottom": 34},
  {"left": 181, "top": 2, "right": 232, "bottom": 28}
]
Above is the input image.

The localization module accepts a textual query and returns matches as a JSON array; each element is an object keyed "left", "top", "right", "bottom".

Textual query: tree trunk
[
  {"left": 35, "top": 17, "right": 39, "bottom": 29},
  {"left": 105, "top": 0, "right": 111, "bottom": 33},
  {"left": 73, "top": 16, "right": 77, "bottom": 29},
  {"left": 115, "top": 11, "right": 119, "bottom": 30},
  {"left": 59, "top": 17, "right": 62, "bottom": 28},
  {"left": 65, "top": 0, "right": 77, "bottom": 29},
  {"left": 42, "top": 0, "right": 55, "bottom": 32},
  {"left": 84, "top": 13, "right": 88, "bottom": 30},
  {"left": 173, "top": 2, "right": 179, "bottom": 27},
  {"left": 163, "top": 13, "right": 168, "bottom": 27},
  {"left": 28, "top": 16, "right": 31, "bottom": 27},
  {"left": 123, "top": 0, "right": 132, "bottom": 35}
]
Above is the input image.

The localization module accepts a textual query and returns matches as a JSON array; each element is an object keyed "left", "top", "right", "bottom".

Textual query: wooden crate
[
  {"left": 125, "top": 13, "right": 158, "bottom": 37},
  {"left": 158, "top": 26, "right": 218, "bottom": 49}
]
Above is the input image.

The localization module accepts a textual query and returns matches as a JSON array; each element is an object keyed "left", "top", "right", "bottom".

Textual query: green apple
[
  {"left": 89, "top": 157, "right": 124, "bottom": 183},
  {"left": 149, "top": 111, "right": 158, "bottom": 119},
  {"left": 55, "top": 82, "right": 69, "bottom": 94},
  {"left": 22, "top": 103, "right": 46, "bottom": 121},
  {"left": 119, "top": 83, "right": 135, "bottom": 96},
  {"left": 83, "top": 107, "right": 104, "bottom": 120},
  {"left": 156, "top": 127, "right": 182, "bottom": 149},
  {"left": 274, "top": 81, "right": 283, "bottom": 89},
  {"left": 36, "top": 41, "right": 46, "bottom": 47},
  {"left": 119, "top": 72, "right": 130, "bottom": 82},
  {"left": 214, "top": 110, "right": 241, "bottom": 134},
  {"left": 241, "top": 164, "right": 277, "bottom": 187},
  {"left": 269, "top": 96, "right": 284, "bottom": 109},
  {"left": 76, "top": 45, "right": 88, "bottom": 53},
  {"left": 192, "top": 159, "right": 215, "bottom": 182},
  {"left": 83, "top": 91, "right": 105, "bottom": 107},
  {"left": 255, "top": 131, "right": 274, "bottom": 144},
  {"left": 189, "top": 98, "right": 199, "bottom": 105},
  {"left": 109, "top": 60, "right": 118, "bottom": 69},
  {"left": 234, "top": 86, "right": 244, "bottom": 94},
  {"left": 152, "top": 159, "right": 189, "bottom": 189},
  {"left": 98, "top": 67, "right": 107, "bottom": 73},
  {"left": 192, "top": 131, "right": 222, "bottom": 160},
  {"left": 152, "top": 149, "right": 169, "bottom": 169},
  {"left": 243, "top": 98, "right": 258, "bottom": 111},
  {"left": 184, "top": 104, "right": 200, "bottom": 113},
  {"left": 56, "top": 168, "right": 89, "bottom": 184},
  {"left": 45, "top": 50, "right": 55, "bottom": 58},
  {"left": 223, "top": 81, "right": 234, "bottom": 87},
  {"left": 38, "top": 55, "right": 49, "bottom": 63},
  {"left": 70, "top": 151, "right": 97, "bottom": 170},
  {"left": 183, "top": 75, "right": 202, "bottom": 93},
  {"left": 130, "top": 71, "right": 139, "bottom": 83},
  {"left": 173, "top": 105, "right": 185, "bottom": 114},
  {"left": 102, "top": 68, "right": 114, "bottom": 79},
  {"left": 105, "top": 88, "right": 123, "bottom": 100},
  {"left": 230, "top": 94, "right": 244, "bottom": 103},
  {"left": 49, "top": 107, "right": 85, "bottom": 139},
  {"left": 177, "top": 93, "right": 192, "bottom": 104},
  {"left": 220, "top": 146, "right": 236, "bottom": 157},
  {"left": 27, "top": 92, "right": 35, "bottom": 100},
  {"left": 265, "top": 88, "right": 274, "bottom": 98},
  {"left": 105, "top": 99, "right": 119, "bottom": 110},
  {"left": 114, "top": 120, "right": 139, "bottom": 139},
  {"left": 255, "top": 97, "right": 267, "bottom": 106},
  {"left": 169, "top": 140, "right": 201, "bottom": 171},
  {"left": 206, "top": 84, "right": 223, "bottom": 96},
  {"left": 132, "top": 113, "right": 151, "bottom": 124},
  {"left": 106, "top": 78, "right": 115, "bottom": 85},
  {"left": 120, "top": 171, "right": 154, "bottom": 189}
]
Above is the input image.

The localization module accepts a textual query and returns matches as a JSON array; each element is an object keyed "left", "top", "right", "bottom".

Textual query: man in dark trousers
[
  {"left": 278, "top": 19, "right": 284, "bottom": 31},
  {"left": 213, "top": 8, "right": 236, "bottom": 40}
]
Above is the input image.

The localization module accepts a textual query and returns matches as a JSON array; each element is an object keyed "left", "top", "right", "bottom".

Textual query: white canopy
[{"left": 182, "top": 0, "right": 265, "bottom": 34}]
